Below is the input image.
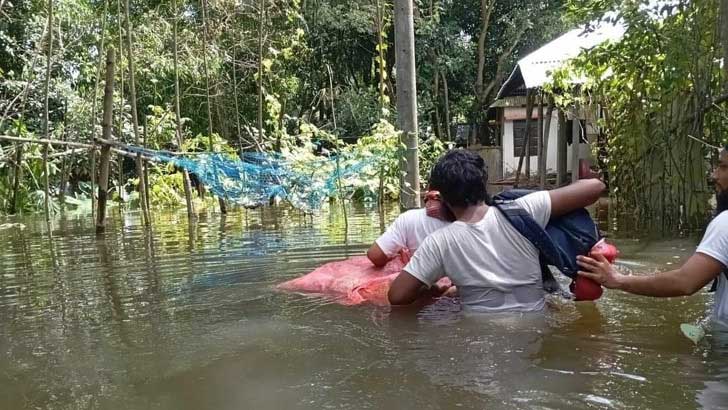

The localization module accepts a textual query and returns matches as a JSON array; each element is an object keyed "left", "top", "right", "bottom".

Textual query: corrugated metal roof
[{"left": 496, "top": 23, "right": 625, "bottom": 99}]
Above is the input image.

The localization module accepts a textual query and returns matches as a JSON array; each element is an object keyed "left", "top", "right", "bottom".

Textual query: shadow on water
[{"left": 0, "top": 203, "right": 726, "bottom": 409}]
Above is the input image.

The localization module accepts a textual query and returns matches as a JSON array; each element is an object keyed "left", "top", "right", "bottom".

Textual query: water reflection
[{"left": 0, "top": 205, "right": 726, "bottom": 409}]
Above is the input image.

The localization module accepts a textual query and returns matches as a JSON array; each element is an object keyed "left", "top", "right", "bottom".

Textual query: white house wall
[{"left": 501, "top": 109, "right": 592, "bottom": 177}]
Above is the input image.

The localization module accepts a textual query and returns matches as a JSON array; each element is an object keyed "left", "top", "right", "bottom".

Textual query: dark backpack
[{"left": 491, "top": 189, "right": 600, "bottom": 293}]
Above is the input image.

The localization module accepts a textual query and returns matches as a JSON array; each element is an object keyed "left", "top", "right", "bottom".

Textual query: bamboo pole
[
  {"left": 557, "top": 110, "right": 567, "bottom": 186},
  {"left": 375, "top": 0, "right": 387, "bottom": 111},
  {"left": 58, "top": 99, "right": 69, "bottom": 207},
  {"left": 173, "top": 0, "right": 195, "bottom": 219},
  {"left": 540, "top": 98, "right": 554, "bottom": 188},
  {"left": 200, "top": 0, "right": 226, "bottom": 214},
  {"left": 536, "top": 91, "right": 544, "bottom": 187},
  {"left": 89, "top": 0, "right": 110, "bottom": 220},
  {"left": 96, "top": 49, "right": 115, "bottom": 233},
  {"left": 231, "top": 34, "right": 242, "bottom": 149},
  {"left": 10, "top": 142, "right": 23, "bottom": 214},
  {"left": 571, "top": 106, "right": 581, "bottom": 183},
  {"left": 116, "top": 0, "right": 124, "bottom": 205},
  {"left": 327, "top": 64, "right": 348, "bottom": 231},
  {"left": 257, "top": 0, "right": 265, "bottom": 146},
  {"left": 123, "top": 0, "right": 150, "bottom": 225},
  {"left": 514, "top": 90, "right": 534, "bottom": 187},
  {"left": 42, "top": 0, "right": 53, "bottom": 221},
  {"left": 142, "top": 116, "right": 151, "bottom": 212}
]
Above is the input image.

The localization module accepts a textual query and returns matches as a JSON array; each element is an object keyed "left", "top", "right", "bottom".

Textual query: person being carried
[
  {"left": 577, "top": 145, "right": 728, "bottom": 327},
  {"left": 388, "top": 149, "right": 606, "bottom": 311},
  {"left": 367, "top": 189, "right": 452, "bottom": 268}
]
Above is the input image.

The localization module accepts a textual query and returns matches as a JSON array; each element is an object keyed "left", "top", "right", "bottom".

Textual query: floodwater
[{"left": 1, "top": 204, "right": 727, "bottom": 410}]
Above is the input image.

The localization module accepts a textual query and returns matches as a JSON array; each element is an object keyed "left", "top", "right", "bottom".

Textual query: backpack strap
[
  {"left": 709, "top": 269, "right": 728, "bottom": 292},
  {"left": 493, "top": 200, "right": 563, "bottom": 269},
  {"left": 492, "top": 200, "right": 563, "bottom": 293}
]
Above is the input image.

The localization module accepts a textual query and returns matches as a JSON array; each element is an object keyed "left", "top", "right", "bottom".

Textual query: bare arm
[
  {"left": 388, "top": 270, "right": 448, "bottom": 305},
  {"left": 577, "top": 253, "right": 723, "bottom": 297},
  {"left": 549, "top": 179, "right": 606, "bottom": 218},
  {"left": 367, "top": 243, "right": 390, "bottom": 267}
]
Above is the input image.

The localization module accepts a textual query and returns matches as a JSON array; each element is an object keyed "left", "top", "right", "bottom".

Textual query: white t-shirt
[
  {"left": 404, "top": 191, "right": 552, "bottom": 312},
  {"left": 695, "top": 210, "right": 728, "bottom": 327},
  {"left": 375, "top": 208, "right": 450, "bottom": 257}
]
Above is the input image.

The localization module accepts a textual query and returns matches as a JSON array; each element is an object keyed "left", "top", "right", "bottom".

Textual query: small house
[{"left": 488, "top": 24, "right": 624, "bottom": 187}]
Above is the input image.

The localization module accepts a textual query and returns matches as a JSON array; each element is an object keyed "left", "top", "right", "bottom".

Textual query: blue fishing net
[{"left": 123, "top": 144, "right": 385, "bottom": 211}]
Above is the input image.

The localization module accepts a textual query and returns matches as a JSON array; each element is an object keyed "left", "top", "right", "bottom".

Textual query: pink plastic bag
[{"left": 277, "top": 255, "right": 451, "bottom": 306}]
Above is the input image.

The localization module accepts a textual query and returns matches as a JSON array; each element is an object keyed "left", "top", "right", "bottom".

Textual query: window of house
[{"left": 513, "top": 120, "right": 539, "bottom": 157}]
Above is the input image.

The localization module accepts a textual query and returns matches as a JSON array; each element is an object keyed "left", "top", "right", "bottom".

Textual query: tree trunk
[
  {"left": 96, "top": 49, "right": 115, "bottom": 233},
  {"left": 231, "top": 35, "right": 242, "bottom": 149},
  {"left": 89, "top": 0, "right": 109, "bottom": 220},
  {"left": 173, "top": 0, "right": 195, "bottom": 219},
  {"left": 474, "top": 0, "right": 493, "bottom": 102},
  {"left": 42, "top": 0, "right": 53, "bottom": 221},
  {"left": 393, "top": 0, "right": 420, "bottom": 209},
  {"left": 200, "top": 0, "right": 227, "bottom": 214},
  {"left": 432, "top": 67, "right": 441, "bottom": 139},
  {"left": 540, "top": 98, "right": 554, "bottom": 188},
  {"left": 441, "top": 70, "right": 451, "bottom": 141}
]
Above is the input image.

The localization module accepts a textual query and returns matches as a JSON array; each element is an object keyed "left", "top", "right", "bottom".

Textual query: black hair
[
  {"left": 429, "top": 149, "right": 490, "bottom": 207},
  {"left": 715, "top": 146, "right": 728, "bottom": 214}
]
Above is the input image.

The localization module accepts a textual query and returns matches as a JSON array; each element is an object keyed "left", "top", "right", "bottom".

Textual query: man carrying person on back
[{"left": 388, "top": 149, "right": 606, "bottom": 311}]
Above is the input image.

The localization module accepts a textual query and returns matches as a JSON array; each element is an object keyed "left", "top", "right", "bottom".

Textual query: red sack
[{"left": 277, "top": 255, "right": 451, "bottom": 306}]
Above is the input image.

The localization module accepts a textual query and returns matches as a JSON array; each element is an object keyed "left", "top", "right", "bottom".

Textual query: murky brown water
[{"left": 1, "top": 204, "right": 727, "bottom": 409}]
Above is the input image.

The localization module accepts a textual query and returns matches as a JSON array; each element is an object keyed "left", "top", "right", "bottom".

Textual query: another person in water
[
  {"left": 577, "top": 146, "right": 728, "bottom": 327},
  {"left": 388, "top": 149, "right": 606, "bottom": 310},
  {"left": 367, "top": 187, "right": 452, "bottom": 268}
]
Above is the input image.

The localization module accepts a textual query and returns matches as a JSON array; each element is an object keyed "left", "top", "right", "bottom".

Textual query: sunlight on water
[{"left": 0, "top": 204, "right": 727, "bottom": 409}]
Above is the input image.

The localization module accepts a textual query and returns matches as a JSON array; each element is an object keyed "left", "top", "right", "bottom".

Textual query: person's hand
[
  {"left": 428, "top": 282, "right": 452, "bottom": 297},
  {"left": 577, "top": 253, "right": 624, "bottom": 289},
  {"left": 441, "top": 285, "right": 458, "bottom": 298},
  {"left": 398, "top": 248, "right": 412, "bottom": 264}
]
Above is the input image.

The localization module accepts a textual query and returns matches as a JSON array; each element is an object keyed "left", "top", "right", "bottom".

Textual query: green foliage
[{"left": 549, "top": 0, "right": 726, "bottom": 230}]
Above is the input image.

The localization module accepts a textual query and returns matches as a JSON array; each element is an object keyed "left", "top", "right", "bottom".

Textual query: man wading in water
[
  {"left": 388, "top": 149, "right": 606, "bottom": 311},
  {"left": 578, "top": 146, "right": 728, "bottom": 327}
]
